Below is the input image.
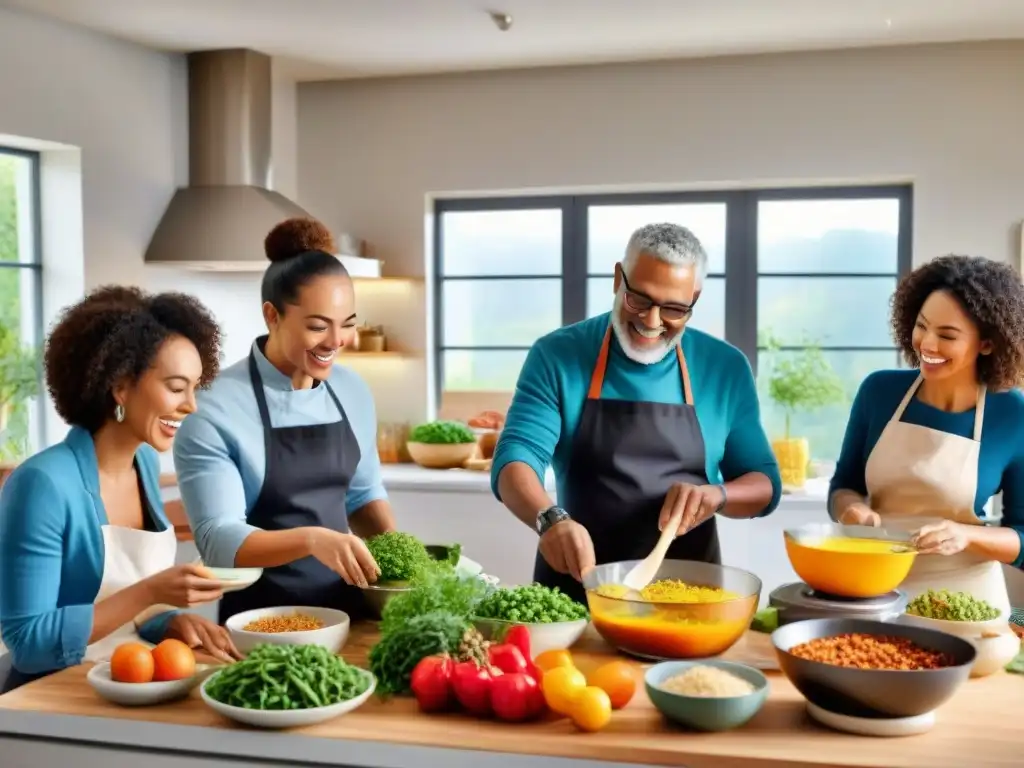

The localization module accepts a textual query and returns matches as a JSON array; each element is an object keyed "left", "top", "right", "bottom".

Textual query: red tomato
[
  {"left": 491, "top": 672, "right": 546, "bottom": 722},
  {"left": 452, "top": 661, "right": 499, "bottom": 716},
  {"left": 488, "top": 644, "right": 529, "bottom": 676},
  {"left": 410, "top": 655, "right": 455, "bottom": 713}
]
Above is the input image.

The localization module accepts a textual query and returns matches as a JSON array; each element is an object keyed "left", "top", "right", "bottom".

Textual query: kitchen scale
[{"left": 768, "top": 582, "right": 908, "bottom": 625}]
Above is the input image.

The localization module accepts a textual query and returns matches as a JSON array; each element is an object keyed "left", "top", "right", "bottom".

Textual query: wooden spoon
[{"left": 621, "top": 508, "right": 683, "bottom": 593}]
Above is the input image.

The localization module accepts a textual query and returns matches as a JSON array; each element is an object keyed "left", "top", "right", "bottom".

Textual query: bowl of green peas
[
  {"left": 201, "top": 643, "right": 375, "bottom": 728},
  {"left": 471, "top": 584, "right": 590, "bottom": 655}
]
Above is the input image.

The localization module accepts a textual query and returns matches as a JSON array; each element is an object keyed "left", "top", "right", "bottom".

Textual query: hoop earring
[{"left": 114, "top": 404, "right": 125, "bottom": 423}]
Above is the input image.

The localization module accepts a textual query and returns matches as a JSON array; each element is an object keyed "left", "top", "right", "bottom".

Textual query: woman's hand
[
  {"left": 143, "top": 563, "right": 223, "bottom": 607},
  {"left": 165, "top": 613, "right": 242, "bottom": 663},
  {"left": 912, "top": 521, "right": 972, "bottom": 556},
  {"left": 308, "top": 529, "right": 380, "bottom": 588},
  {"left": 838, "top": 503, "right": 881, "bottom": 527}
]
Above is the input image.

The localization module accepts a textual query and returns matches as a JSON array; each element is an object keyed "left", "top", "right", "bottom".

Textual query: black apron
[
  {"left": 218, "top": 343, "right": 365, "bottom": 624},
  {"left": 534, "top": 328, "right": 720, "bottom": 604}
]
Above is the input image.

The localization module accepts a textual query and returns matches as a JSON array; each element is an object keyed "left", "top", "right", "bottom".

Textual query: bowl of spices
[
  {"left": 644, "top": 660, "right": 769, "bottom": 731},
  {"left": 225, "top": 606, "right": 350, "bottom": 655},
  {"left": 898, "top": 590, "right": 1019, "bottom": 677},
  {"left": 771, "top": 617, "right": 976, "bottom": 718}
]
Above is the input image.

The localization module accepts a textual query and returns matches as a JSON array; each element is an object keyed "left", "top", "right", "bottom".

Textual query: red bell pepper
[
  {"left": 503, "top": 625, "right": 542, "bottom": 680},
  {"left": 491, "top": 671, "right": 546, "bottom": 722},
  {"left": 410, "top": 655, "right": 455, "bottom": 713},
  {"left": 451, "top": 660, "right": 500, "bottom": 716},
  {"left": 488, "top": 643, "right": 529, "bottom": 676}
]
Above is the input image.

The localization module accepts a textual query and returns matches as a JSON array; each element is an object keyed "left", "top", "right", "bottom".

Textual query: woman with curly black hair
[
  {"left": 830, "top": 255, "right": 1024, "bottom": 614},
  {"left": 0, "top": 286, "right": 241, "bottom": 692}
]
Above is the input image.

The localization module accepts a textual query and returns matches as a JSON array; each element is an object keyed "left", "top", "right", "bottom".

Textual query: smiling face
[
  {"left": 114, "top": 334, "right": 203, "bottom": 452},
  {"left": 611, "top": 251, "right": 698, "bottom": 364},
  {"left": 262, "top": 273, "right": 357, "bottom": 384},
  {"left": 912, "top": 289, "right": 992, "bottom": 384}
]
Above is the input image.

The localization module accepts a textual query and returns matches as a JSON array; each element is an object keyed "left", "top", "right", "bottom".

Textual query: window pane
[
  {"left": 586, "top": 276, "right": 726, "bottom": 340},
  {"left": 758, "top": 198, "right": 901, "bottom": 274},
  {"left": 587, "top": 203, "right": 726, "bottom": 275},
  {"left": 440, "top": 209, "right": 562, "bottom": 276},
  {"left": 758, "top": 276, "right": 894, "bottom": 348},
  {"left": 0, "top": 266, "right": 41, "bottom": 460},
  {"left": 757, "top": 349, "right": 901, "bottom": 464},
  {"left": 442, "top": 278, "right": 561, "bottom": 347},
  {"left": 443, "top": 349, "right": 528, "bottom": 392},
  {"left": 0, "top": 152, "right": 37, "bottom": 264}
]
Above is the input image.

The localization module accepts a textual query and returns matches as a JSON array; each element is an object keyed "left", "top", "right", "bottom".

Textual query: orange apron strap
[
  {"left": 588, "top": 328, "right": 693, "bottom": 405},
  {"left": 676, "top": 344, "right": 693, "bottom": 406}
]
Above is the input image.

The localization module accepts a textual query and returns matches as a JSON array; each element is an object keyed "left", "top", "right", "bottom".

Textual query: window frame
[
  {"left": 0, "top": 146, "right": 46, "bottom": 453},
  {"left": 433, "top": 184, "right": 913, "bottom": 401}
]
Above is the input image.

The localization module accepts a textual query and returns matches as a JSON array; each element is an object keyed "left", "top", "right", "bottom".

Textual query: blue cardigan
[
  {"left": 0, "top": 427, "right": 177, "bottom": 675},
  {"left": 491, "top": 313, "right": 783, "bottom": 515}
]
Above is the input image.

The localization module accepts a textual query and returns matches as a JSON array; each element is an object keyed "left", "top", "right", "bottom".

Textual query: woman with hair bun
[
  {"left": 0, "top": 286, "right": 239, "bottom": 692},
  {"left": 173, "top": 218, "right": 397, "bottom": 621}
]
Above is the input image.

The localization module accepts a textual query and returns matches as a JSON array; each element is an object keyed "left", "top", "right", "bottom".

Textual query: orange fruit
[
  {"left": 534, "top": 649, "right": 575, "bottom": 673},
  {"left": 587, "top": 660, "right": 637, "bottom": 709},
  {"left": 151, "top": 638, "right": 196, "bottom": 682},
  {"left": 110, "top": 642, "right": 155, "bottom": 683},
  {"left": 542, "top": 665, "right": 587, "bottom": 715},
  {"left": 571, "top": 686, "right": 613, "bottom": 732}
]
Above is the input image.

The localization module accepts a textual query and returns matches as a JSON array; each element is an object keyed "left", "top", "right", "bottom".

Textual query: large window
[
  {"left": 0, "top": 148, "right": 44, "bottom": 460},
  {"left": 434, "top": 186, "right": 912, "bottom": 461}
]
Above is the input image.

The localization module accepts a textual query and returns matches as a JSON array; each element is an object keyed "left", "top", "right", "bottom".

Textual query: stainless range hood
[{"left": 145, "top": 49, "right": 314, "bottom": 271}]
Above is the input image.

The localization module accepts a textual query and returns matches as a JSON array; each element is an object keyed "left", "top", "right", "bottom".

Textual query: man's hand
[
  {"left": 658, "top": 483, "right": 724, "bottom": 537},
  {"left": 539, "top": 520, "right": 596, "bottom": 582},
  {"left": 838, "top": 503, "right": 882, "bottom": 527}
]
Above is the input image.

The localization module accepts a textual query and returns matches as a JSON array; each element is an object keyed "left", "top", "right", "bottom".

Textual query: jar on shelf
[{"left": 356, "top": 324, "right": 386, "bottom": 353}]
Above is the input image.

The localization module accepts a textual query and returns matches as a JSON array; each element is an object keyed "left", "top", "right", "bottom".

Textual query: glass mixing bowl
[{"left": 583, "top": 560, "right": 761, "bottom": 660}]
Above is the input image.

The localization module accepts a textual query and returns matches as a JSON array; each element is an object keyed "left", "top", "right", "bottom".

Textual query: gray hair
[{"left": 623, "top": 223, "right": 708, "bottom": 284}]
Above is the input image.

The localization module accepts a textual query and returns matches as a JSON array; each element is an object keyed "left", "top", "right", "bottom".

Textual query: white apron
[{"left": 864, "top": 375, "right": 1011, "bottom": 617}]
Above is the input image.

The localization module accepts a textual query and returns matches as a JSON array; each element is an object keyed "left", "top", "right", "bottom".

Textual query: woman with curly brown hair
[
  {"left": 0, "top": 286, "right": 241, "bottom": 692},
  {"left": 173, "top": 217, "right": 397, "bottom": 622},
  {"left": 830, "top": 255, "right": 1024, "bottom": 614}
]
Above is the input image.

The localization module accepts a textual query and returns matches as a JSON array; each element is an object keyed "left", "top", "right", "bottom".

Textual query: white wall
[{"left": 298, "top": 41, "right": 1024, "bottom": 424}]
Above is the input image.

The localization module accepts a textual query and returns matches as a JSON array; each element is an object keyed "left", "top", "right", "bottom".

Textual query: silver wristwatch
[{"left": 536, "top": 505, "right": 570, "bottom": 536}]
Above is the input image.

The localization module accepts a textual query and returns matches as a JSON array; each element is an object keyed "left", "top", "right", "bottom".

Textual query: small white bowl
[
  {"left": 472, "top": 617, "right": 589, "bottom": 656},
  {"left": 225, "top": 606, "right": 350, "bottom": 655},
  {"left": 87, "top": 662, "right": 216, "bottom": 706},
  {"left": 898, "top": 612, "right": 1019, "bottom": 677},
  {"left": 200, "top": 668, "right": 375, "bottom": 729},
  {"left": 206, "top": 567, "right": 263, "bottom": 593}
]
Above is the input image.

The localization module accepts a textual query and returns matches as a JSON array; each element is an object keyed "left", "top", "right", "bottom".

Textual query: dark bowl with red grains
[{"left": 771, "top": 618, "right": 976, "bottom": 718}]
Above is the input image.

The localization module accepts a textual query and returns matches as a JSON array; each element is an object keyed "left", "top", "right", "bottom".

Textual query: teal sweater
[
  {"left": 830, "top": 369, "right": 1024, "bottom": 567},
  {"left": 491, "top": 313, "right": 783, "bottom": 514}
]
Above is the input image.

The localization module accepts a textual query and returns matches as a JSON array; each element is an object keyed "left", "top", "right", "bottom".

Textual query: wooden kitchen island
[{"left": 0, "top": 624, "right": 1020, "bottom": 768}]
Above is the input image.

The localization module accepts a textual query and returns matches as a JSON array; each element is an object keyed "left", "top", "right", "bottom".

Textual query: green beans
[
  {"left": 204, "top": 644, "right": 371, "bottom": 710},
  {"left": 906, "top": 589, "right": 1001, "bottom": 622}
]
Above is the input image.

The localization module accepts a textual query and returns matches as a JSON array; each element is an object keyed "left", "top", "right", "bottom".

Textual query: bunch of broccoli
[{"left": 367, "top": 531, "right": 438, "bottom": 583}]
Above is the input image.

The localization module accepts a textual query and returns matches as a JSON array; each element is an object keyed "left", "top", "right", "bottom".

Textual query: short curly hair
[
  {"left": 890, "top": 255, "right": 1024, "bottom": 390},
  {"left": 44, "top": 286, "right": 222, "bottom": 432}
]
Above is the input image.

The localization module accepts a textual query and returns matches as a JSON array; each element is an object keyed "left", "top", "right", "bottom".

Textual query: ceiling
[{"left": 6, "top": 0, "right": 1024, "bottom": 81}]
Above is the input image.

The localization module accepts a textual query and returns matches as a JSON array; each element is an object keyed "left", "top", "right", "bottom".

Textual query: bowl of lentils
[{"left": 471, "top": 584, "right": 590, "bottom": 655}]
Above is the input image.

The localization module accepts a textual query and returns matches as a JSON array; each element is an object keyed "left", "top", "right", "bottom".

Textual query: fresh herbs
[
  {"left": 367, "top": 531, "right": 435, "bottom": 583},
  {"left": 379, "top": 569, "right": 490, "bottom": 635},
  {"left": 906, "top": 589, "right": 1001, "bottom": 622},
  {"left": 204, "top": 644, "right": 370, "bottom": 710},
  {"left": 368, "top": 611, "right": 476, "bottom": 695},
  {"left": 408, "top": 420, "right": 477, "bottom": 445},
  {"left": 474, "top": 584, "right": 589, "bottom": 624}
]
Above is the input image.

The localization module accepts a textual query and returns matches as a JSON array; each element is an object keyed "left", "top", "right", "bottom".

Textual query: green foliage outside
[{"left": 0, "top": 153, "right": 41, "bottom": 460}]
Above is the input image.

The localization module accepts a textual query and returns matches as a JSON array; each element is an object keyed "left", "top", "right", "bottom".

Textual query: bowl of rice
[
  {"left": 583, "top": 560, "right": 761, "bottom": 659},
  {"left": 224, "top": 606, "right": 350, "bottom": 655},
  {"left": 644, "top": 660, "right": 769, "bottom": 731}
]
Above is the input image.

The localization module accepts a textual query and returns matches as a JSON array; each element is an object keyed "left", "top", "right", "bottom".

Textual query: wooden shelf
[
  {"left": 351, "top": 276, "right": 424, "bottom": 285},
  {"left": 338, "top": 351, "right": 416, "bottom": 359}
]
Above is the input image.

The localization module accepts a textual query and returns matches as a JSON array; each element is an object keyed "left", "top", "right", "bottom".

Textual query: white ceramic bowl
[
  {"left": 897, "top": 612, "right": 1019, "bottom": 677},
  {"left": 225, "top": 606, "right": 350, "bottom": 655},
  {"left": 200, "top": 668, "right": 375, "bottom": 729},
  {"left": 206, "top": 567, "right": 262, "bottom": 593},
  {"left": 472, "top": 617, "right": 589, "bottom": 656},
  {"left": 87, "top": 662, "right": 216, "bottom": 706}
]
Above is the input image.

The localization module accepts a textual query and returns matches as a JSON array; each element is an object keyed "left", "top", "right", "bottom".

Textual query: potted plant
[{"left": 760, "top": 333, "right": 846, "bottom": 490}]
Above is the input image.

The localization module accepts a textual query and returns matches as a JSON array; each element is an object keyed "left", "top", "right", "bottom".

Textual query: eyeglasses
[{"left": 620, "top": 273, "right": 696, "bottom": 323}]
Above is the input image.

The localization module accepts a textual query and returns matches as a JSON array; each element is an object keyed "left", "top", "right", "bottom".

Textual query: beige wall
[{"left": 297, "top": 40, "right": 1024, "bottom": 423}]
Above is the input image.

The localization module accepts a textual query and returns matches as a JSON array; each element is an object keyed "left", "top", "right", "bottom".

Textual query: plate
[
  {"left": 200, "top": 668, "right": 376, "bottom": 729},
  {"left": 806, "top": 701, "right": 935, "bottom": 737},
  {"left": 194, "top": 562, "right": 262, "bottom": 593},
  {"left": 87, "top": 662, "right": 217, "bottom": 706}
]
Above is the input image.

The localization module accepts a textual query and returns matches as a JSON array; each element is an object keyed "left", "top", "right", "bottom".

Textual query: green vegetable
[
  {"left": 750, "top": 607, "right": 779, "bottom": 633},
  {"left": 1006, "top": 644, "right": 1024, "bottom": 674},
  {"left": 905, "top": 589, "right": 1001, "bottom": 622},
  {"left": 380, "top": 569, "right": 489, "bottom": 635},
  {"left": 473, "top": 583, "right": 588, "bottom": 624},
  {"left": 368, "top": 611, "right": 471, "bottom": 694},
  {"left": 408, "top": 420, "right": 477, "bottom": 445},
  {"left": 367, "top": 531, "right": 435, "bottom": 583},
  {"left": 204, "top": 644, "right": 371, "bottom": 710}
]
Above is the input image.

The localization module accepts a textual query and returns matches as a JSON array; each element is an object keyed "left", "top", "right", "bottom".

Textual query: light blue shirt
[
  {"left": 0, "top": 427, "right": 176, "bottom": 675},
  {"left": 173, "top": 341, "right": 388, "bottom": 568}
]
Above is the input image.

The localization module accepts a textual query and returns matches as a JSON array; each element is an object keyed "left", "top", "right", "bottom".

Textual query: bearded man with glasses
[{"left": 491, "top": 223, "right": 782, "bottom": 603}]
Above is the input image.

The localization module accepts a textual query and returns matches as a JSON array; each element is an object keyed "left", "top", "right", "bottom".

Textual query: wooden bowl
[{"left": 406, "top": 441, "right": 477, "bottom": 469}]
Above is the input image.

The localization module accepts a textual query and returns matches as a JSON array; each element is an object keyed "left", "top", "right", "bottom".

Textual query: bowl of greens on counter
[
  {"left": 406, "top": 420, "right": 479, "bottom": 469},
  {"left": 200, "top": 643, "right": 375, "bottom": 728},
  {"left": 359, "top": 532, "right": 470, "bottom": 618},
  {"left": 472, "top": 584, "right": 590, "bottom": 655}
]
